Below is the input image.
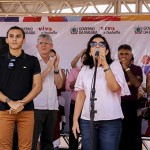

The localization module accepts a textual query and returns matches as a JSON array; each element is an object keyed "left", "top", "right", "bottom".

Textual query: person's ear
[
  {"left": 105, "top": 49, "right": 109, "bottom": 55},
  {"left": 89, "top": 51, "right": 92, "bottom": 56},
  {"left": 23, "top": 38, "right": 26, "bottom": 44},
  {"left": 36, "top": 44, "right": 38, "bottom": 49},
  {"left": 5, "top": 38, "right": 8, "bottom": 44}
]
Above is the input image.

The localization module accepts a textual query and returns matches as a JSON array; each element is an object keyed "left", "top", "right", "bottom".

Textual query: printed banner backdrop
[
  {"left": 0, "top": 15, "right": 150, "bottom": 134},
  {"left": 0, "top": 16, "right": 150, "bottom": 77}
]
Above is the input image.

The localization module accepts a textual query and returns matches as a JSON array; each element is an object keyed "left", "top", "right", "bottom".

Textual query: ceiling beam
[{"left": 0, "top": 0, "right": 149, "bottom": 16}]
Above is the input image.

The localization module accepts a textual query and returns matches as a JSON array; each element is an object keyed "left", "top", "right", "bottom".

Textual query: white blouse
[{"left": 75, "top": 60, "right": 130, "bottom": 121}]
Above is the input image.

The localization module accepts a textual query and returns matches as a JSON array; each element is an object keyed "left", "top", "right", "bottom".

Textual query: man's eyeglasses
[
  {"left": 38, "top": 42, "right": 50, "bottom": 45},
  {"left": 90, "top": 41, "right": 106, "bottom": 48},
  {"left": 8, "top": 58, "right": 16, "bottom": 69}
]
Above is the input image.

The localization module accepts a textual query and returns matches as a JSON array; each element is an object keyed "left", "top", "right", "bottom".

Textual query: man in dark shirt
[
  {"left": 0, "top": 26, "right": 42, "bottom": 150},
  {"left": 118, "top": 44, "right": 143, "bottom": 150}
]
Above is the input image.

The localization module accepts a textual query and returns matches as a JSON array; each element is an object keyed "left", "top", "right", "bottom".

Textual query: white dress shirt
[{"left": 34, "top": 53, "right": 58, "bottom": 110}]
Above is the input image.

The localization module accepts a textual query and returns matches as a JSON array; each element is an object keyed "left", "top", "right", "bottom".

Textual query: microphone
[{"left": 95, "top": 49, "right": 99, "bottom": 59}]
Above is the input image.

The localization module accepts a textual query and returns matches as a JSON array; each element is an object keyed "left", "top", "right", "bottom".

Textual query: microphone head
[{"left": 95, "top": 49, "right": 99, "bottom": 57}]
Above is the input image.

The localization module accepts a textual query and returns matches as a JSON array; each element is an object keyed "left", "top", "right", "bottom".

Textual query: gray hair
[{"left": 37, "top": 34, "right": 53, "bottom": 44}]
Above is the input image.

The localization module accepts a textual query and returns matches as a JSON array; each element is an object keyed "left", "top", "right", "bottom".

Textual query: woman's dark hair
[{"left": 83, "top": 34, "right": 113, "bottom": 68}]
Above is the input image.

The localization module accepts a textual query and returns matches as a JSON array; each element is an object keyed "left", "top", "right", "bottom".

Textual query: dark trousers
[
  {"left": 119, "top": 100, "right": 142, "bottom": 150},
  {"left": 32, "top": 109, "right": 57, "bottom": 150},
  {"left": 69, "top": 101, "right": 80, "bottom": 150},
  {"left": 80, "top": 119, "right": 122, "bottom": 150}
]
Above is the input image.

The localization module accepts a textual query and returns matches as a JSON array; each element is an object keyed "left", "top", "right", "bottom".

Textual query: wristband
[
  {"left": 125, "top": 68, "right": 130, "bottom": 72},
  {"left": 104, "top": 67, "right": 111, "bottom": 72},
  {"left": 54, "top": 70, "right": 59, "bottom": 74},
  {"left": 5, "top": 97, "right": 11, "bottom": 103}
]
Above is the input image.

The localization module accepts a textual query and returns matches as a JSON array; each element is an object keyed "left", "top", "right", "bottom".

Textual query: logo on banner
[
  {"left": 141, "top": 55, "right": 150, "bottom": 76},
  {"left": 134, "top": 25, "right": 150, "bottom": 34},
  {"left": 21, "top": 27, "right": 36, "bottom": 34},
  {"left": 70, "top": 27, "right": 78, "bottom": 34},
  {"left": 99, "top": 26, "right": 120, "bottom": 34},
  {"left": 70, "top": 26, "right": 97, "bottom": 34},
  {"left": 134, "top": 26, "right": 142, "bottom": 34},
  {"left": 38, "top": 26, "right": 57, "bottom": 34},
  {"left": 142, "top": 55, "right": 150, "bottom": 65}
]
